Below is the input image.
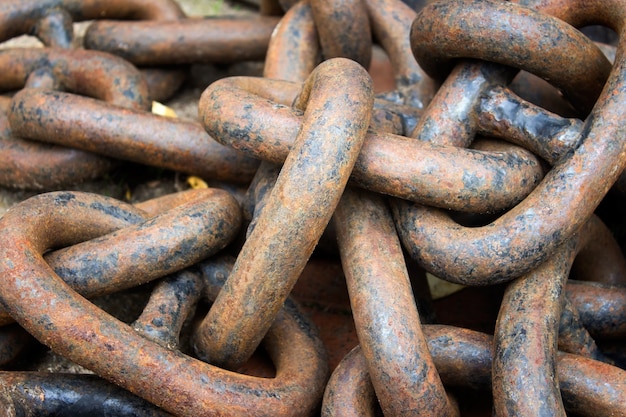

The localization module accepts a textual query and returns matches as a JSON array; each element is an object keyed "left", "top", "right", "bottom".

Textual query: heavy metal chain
[{"left": 0, "top": 0, "right": 624, "bottom": 416}]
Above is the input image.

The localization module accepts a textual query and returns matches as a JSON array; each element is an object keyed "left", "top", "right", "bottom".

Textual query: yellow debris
[
  {"left": 151, "top": 101, "right": 178, "bottom": 118},
  {"left": 187, "top": 176, "right": 208, "bottom": 189}
]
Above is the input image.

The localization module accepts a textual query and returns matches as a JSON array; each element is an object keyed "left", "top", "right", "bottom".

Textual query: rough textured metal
[
  {"left": 0, "top": 192, "right": 329, "bottom": 417},
  {"left": 410, "top": 0, "right": 610, "bottom": 114},
  {"left": 558, "top": 297, "right": 609, "bottom": 362},
  {"left": 394, "top": 0, "right": 626, "bottom": 285},
  {"left": 334, "top": 187, "right": 455, "bottom": 416},
  {"left": 0, "top": 48, "right": 150, "bottom": 109},
  {"left": 0, "top": 0, "right": 184, "bottom": 41},
  {"left": 322, "top": 326, "right": 626, "bottom": 417},
  {"left": 195, "top": 58, "right": 373, "bottom": 369},
  {"left": 0, "top": 47, "right": 150, "bottom": 189},
  {"left": 0, "top": 0, "right": 187, "bottom": 101},
  {"left": 0, "top": 188, "right": 241, "bottom": 326},
  {"left": 0, "top": 0, "right": 624, "bottom": 414},
  {"left": 567, "top": 281, "right": 626, "bottom": 340},
  {"left": 131, "top": 270, "right": 204, "bottom": 350},
  {"left": 200, "top": 76, "right": 543, "bottom": 213},
  {"left": 84, "top": 17, "right": 280, "bottom": 66},
  {"left": 9, "top": 88, "right": 259, "bottom": 184},
  {"left": 310, "top": 0, "right": 371, "bottom": 68},
  {"left": 321, "top": 346, "right": 380, "bottom": 417},
  {"left": 363, "top": 0, "right": 436, "bottom": 109},
  {"left": 0, "top": 96, "right": 113, "bottom": 190},
  {"left": 493, "top": 235, "right": 579, "bottom": 417},
  {"left": 493, "top": 213, "right": 626, "bottom": 416},
  {"left": 264, "top": 0, "right": 321, "bottom": 82},
  {"left": 0, "top": 372, "right": 174, "bottom": 417}
]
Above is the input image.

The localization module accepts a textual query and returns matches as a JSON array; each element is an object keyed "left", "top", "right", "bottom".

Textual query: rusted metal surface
[
  {"left": 264, "top": 0, "right": 436, "bottom": 109},
  {"left": 264, "top": 0, "right": 320, "bottom": 82},
  {"left": 394, "top": 0, "right": 626, "bottom": 285},
  {"left": 200, "top": 76, "right": 543, "bottom": 213},
  {"left": 0, "top": 0, "right": 184, "bottom": 38},
  {"left": 493, "top": 237, "right": 578, "bottom": 417},
  {"left": 0, "top": 192, "right": 328, "bottom": 417},
  {"left": 0, "top": 96, "right": 113, "bottom": 190},
  {"left": 0, "top": 0, "right": 186, "bottom": 101},
  {"left": 323, "top": 326, "right": 626, "bottom": 417},
  {"left": 557, "top": 352, "right": 626, "bottom": 417},
  {"left": 493, "top": 215, "right": 626, "bottom": 416},
  {"left": 9, "top": 88, "right": 260, "bottom": 183},
  {"left": 43, "top": 189, "right": 240, "bottom": 296},
  {"left": 0, "top": 47, "right": 150, "bottom": 190},
  {"left": 0, "top": 48, "right": 150, "bottom": 109},
  {"left": 84, "top": 17, "right": 280, "bottom": 65},
  {"left": 139, "top": 68, "right": 188, "bottom": 103},
  {"left": 310, "top": 0, "right": 371, "bottom": 68},
  {"left": 363, "top": 0, "right": 436, "bottom": 109},
  {"left": 558, "top": 297, "right": 609, "bottom": 362},
  {"left": 131, "top": 270, "right": 204, "bottom": 350},
  {"left": 0, "top": 0, "right": 185, "bottom": 45},
  {"left": 429, "top": 325, "right": 626, "bottom": 417},
  {"left": 567, "top": 280, "right": 626, "bottom": 340},
  {"left": 334, "top": 187, "right": 455, "bottom": 416},
  {"left": 0, "top": 0, "right": 625, "bottom": 414},
  {"left": 410, "top": 0, "right": 610, "bottom": 114},
  {"left": 321, "top": 346, "right": 380, "bottom": 417},
  {"left": 195, "top": 58, "right": 373, "bottom": 369},
  {"left": 0, "top": 372, "right": 174, "bottom": 416},
  {"left": 0, "top": 188, "right": 241, "bottom": 326},
  {"left": 243, "top": 160, "right": 281, "bottom": 237}
]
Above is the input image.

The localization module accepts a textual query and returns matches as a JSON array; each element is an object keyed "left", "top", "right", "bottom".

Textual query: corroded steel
[
  {"left": 131, "top": 270, "right": 204, "bottom": 350},
  {"left": 0, "top": 0, "right": 185, "bottom": 45},
  {"left": 264, "top": 0, "right": 436, "bottom": 108},
  {"left": 9, "top": 88, "right": 260, "bottom": 183},
  {"left": 558, "top": 298, "right": 609, "bottom": 362},
  {"left": 567, "top": 280, "right": 626, "bottom": 340},
  {"left": 0, "top": 96, "right": 113, "bottom": 190},
  {"left": 84, "top": 17, "right": 280, "bottom": 65},
  {"left": 493, "top": 214, "right": 626, "bottom": 415},
  {"left": 410, "top": 0, "right": 610, "bottom": 114},
  {"left": 200, "top": 76, "right": 543, "bottom": 213},
  {"left": 0, "top": 0, "right": 186, "bottom": 101},
  {"left": 0, "top": 47, "right": 149, "bottom": 189},
  {"left": 334, "top": 187, "right": 455, "bottom": 416},
  {"left": 0, "top": 0, "right": 624, "bottom": 414},
  {"left": 0, "top": 48, "right": 149, "bottom": 110},
  {"left": 0, "top": 372, "right": 174, "bottom": 416},
  {"left": 0, "top": 192, "right": 328, "bottom": 417},
  {"left": 264, "top": 0, "right": 321, "bottom": 82},
  {"left": 395, "top": 0, "right": 626, "bottom": 284},
  {"left": 310, "top": 0, "right": 371, "bottom": 67},
  {"left": 0, "top": 188, "right": 241, "bottom": 326},
  {"left": 493, "top": 231, "right": 579, "bottom": 416},
  {"left": 322, "top": 327, "right": 626, "bottom": 417},
  {"left": 195, "top": 58, "right": 373, "bottom": 369},
  {"left": 363, "top": 0, "right": 436, "bottom": 109},
  {"left": 321, "top": 346, "right": 380, "bottom": 417}
]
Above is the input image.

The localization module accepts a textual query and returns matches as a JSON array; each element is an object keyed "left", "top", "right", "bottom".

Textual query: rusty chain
[{"left": 0, "top": 0, "right": 625, "bottom": 415}]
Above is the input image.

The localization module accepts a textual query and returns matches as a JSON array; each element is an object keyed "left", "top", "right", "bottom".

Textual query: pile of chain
[{"left": 0, "top": 0, "right": 625, "bottom": 415}]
